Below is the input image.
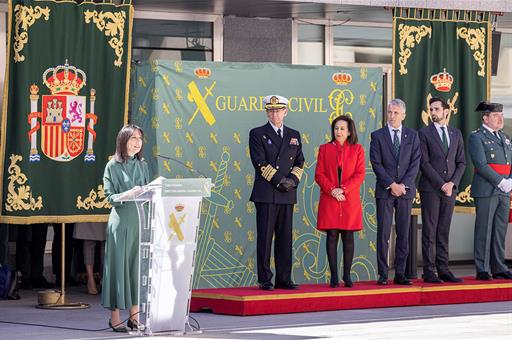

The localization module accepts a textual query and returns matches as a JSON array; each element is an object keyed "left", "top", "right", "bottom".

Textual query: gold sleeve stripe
[
  {"left": 291, "top": 166, "right": 304, "bottom": 180},
  {"left": 260, "top": 165, "right": 277, "bottom": 181}
]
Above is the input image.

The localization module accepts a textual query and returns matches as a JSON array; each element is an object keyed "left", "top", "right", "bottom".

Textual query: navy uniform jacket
[
  {"left": 369, "top": 126, "right": 421, "bottom": 199},
  {"left": 249, "top": 122, "right": 305, "bottom": 204},
  {"left": 418, "top": 124, "right": 466, "bottom": 193},
  {"left": 469, "top": 127, "right": 512, "bottom": 198}
]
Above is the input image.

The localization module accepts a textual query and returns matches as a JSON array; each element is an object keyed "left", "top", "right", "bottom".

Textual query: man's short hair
[
  {"left": 429, "top": 97, "right": 449, "bottom": 110},
  {"left": 388, "top": 98, "right": 406, "bottom": 113}
]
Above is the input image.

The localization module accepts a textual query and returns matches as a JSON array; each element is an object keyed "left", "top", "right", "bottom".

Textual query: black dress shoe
[
  {"left": 275, "top": 282, "right": 299, "bottom": 290},
  {"left": 377, "top": 276, "right": 388, "bottom": 285},
  {"left": 493, "top": 271, "right": 512, "bottom": 279},
  {"left": 343, "top": 276, "right": 353, "bottom": 288},
  {"left": 127, "top": 319, "right": 141, "bottom": 331},
  {"left": 394, "top": 276, "right": 412, "bottom": 285},
  {"left": 438, "top": 272, "right": 463, "bottom": 283},
  {"left": 476, "top": 272, "right": 493, "bottom": 280},
  {"left": 423, "top": 275, "right": 443, "bottom": 283},
  {"left": 330, "top": 282, "right": 339, "bottom": 288},
  {"left": 109, "top": 319, "right": 128, "bottom": 333},
  {"left": 259, "top": 282, "right": 274, "bottom": 291}
]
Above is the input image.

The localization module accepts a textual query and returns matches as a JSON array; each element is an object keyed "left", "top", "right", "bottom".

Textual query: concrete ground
[{"left": 0, "top": 270, "right": 511, "bottom": 340}]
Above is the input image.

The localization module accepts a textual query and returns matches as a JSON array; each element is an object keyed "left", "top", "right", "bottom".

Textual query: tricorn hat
[{"left": 475, "top": 101, "right": 503, "bottom": 113}]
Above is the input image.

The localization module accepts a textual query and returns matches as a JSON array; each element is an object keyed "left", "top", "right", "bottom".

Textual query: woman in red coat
[{"left": 315, "top": 115, "right": 365, "bottom": 288}]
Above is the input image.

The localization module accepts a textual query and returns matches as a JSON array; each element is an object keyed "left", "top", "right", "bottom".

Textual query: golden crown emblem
[
  {"left": 430, "top": 68, "right": 454, "bottom": 92},
  {"left": 332, "top": 72, "right": 352, "bottom": 85},
  {"left": 42, "top": 60, "right": 86, "bottom": 95},
  {"left": 194, "top": 67, "right": 212, "bottom": 79}
]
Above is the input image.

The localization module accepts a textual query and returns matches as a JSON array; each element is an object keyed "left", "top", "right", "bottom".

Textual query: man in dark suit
[
  {"left": 249, "top": 94, "right": 305, "bottom": 290},
  {"left": 418, "top": 97, "right": 466, "bottom": 283},
  {"left": 370, "top": 98, "right": 421, "bottom": 286},
  {"left": 469, "top": 101, "right": 512, "bottom": 280}
]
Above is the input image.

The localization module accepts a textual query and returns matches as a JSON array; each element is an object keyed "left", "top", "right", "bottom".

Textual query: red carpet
[{"left": 190, "top": 277, "right": 512, "bottom": 316}]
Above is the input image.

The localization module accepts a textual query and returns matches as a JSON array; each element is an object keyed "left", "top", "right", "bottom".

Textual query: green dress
[{"left": 101, "top": 156, "right": 149, "bottom": 310}]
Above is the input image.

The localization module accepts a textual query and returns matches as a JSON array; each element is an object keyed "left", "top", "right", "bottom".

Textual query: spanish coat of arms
[{"left": 27, "top": 61, "right": 98, "bottom": 162}]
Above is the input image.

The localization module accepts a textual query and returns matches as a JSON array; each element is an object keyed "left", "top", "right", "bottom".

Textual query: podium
[{"left": 116, "top": 177, "right": 211, "bottom": 335}]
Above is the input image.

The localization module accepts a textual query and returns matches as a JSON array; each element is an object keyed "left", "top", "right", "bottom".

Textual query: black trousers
[
  {"left": 420, "top": 191, "right": 455, "bottom": 275},
  {"left": 255, "top": 203, "right": 293, "bottom": 284},
  {"left": 376, "top": 197, "right": 412, "bottom": 278},
  {"left": 16, "top": 223, "right": 48, "bottom": 281}
]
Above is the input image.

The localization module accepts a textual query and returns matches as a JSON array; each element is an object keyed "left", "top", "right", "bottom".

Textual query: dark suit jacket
[
  {"left": 418, "top": 124, "right": 466, "bottom": 193},
  {"left": 249, "top": 122, "right": 305, "bottom": 204},
  {"left": 370, "top": 125, "right": 421, "bottom": 199},
  {"left": 469, "top": 127, "right": 512, "bottom": 197}
]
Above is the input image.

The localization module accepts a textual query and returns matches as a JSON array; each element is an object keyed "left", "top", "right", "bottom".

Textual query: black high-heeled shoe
[
  {"left": 109, "top": 319, "right": 128, "bottom": 333},
  {"left": 127, "top": 318, "right": 140, "bottom": 331},
  {"left": 343, "top": 276, "right": 353, "bottom": 288}
]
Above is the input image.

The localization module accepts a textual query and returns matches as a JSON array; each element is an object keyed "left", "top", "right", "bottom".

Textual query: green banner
[
  {"left": 392, "top": 8, "right": 491, "bottom": 211},
  {"left": 132, "top": 60, "right": 382, "bottom": 288},
  {"left": 0, "top": 0, "right": 133, "bottom": 223}
]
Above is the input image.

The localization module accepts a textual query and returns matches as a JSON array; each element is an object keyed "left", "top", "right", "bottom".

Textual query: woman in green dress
[{"left": 101, "top": 124, "right": 149, "bottom": 332}]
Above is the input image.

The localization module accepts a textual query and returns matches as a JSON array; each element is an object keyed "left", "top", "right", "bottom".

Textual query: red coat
[{"left": 315, "top": 141, "right": 365, "bottom": 231}]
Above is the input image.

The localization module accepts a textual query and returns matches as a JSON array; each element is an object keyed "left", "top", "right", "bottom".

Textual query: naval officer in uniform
[
  {"left": 469, "top": 101, "right": 512, "bottom": 280},
  {"left": 249, "top": 95, "right": 305, "bottom": 290}
]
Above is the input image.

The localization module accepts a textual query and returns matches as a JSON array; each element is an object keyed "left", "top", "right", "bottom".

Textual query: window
[
  {"left": 332, "top": 25, "right": 392, "bottom": 65},
  {"left": 132, "top": 19, "right": 213, "bottom": 62},
  {"left": 297, "top": 23, "right": 324, "bottom": 65},
  {"left": 492, "top": 32, "right": 512, "bottom": 129}
]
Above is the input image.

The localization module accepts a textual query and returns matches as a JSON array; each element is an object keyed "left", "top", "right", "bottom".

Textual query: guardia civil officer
[
  {"left": 249, "top": 95, "right": 305, "bottom": 290},
  {"left": 469, "top": 101, "right": 512, "bottom": 280}
]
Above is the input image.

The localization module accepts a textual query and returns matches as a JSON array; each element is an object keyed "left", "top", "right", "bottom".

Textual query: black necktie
[
  {"left": 277, "top": 128, "right": 282, "bottom": 138},
  {"left": 494, "top": 131, "right": 500, "bottom": 140},
  {"left": 393, "top": 129, "right": 400, "bottom": 157},
  {"left": 441, "top": 126, "right": 449, "bottom": 154}
]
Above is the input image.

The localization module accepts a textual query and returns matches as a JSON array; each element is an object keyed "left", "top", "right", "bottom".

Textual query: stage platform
[{"left": 190, "top": 277, "right": 512, "bottom": 316}]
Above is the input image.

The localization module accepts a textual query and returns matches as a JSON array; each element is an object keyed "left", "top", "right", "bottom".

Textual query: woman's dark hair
[
  {"left": 330, "top": 115, "right": 358, "bottom": 144},
  {"left": 114, "top": 124, "right": 144, "bottom": 163}
]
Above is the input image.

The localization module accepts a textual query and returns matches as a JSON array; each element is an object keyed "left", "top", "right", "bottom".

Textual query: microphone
[{"left": 156, "top": 154, "right": 208, "bottom": 178}]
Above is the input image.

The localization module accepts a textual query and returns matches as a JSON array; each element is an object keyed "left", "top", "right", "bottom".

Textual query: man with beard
[{"left": 418, "top": 97, "right": 466, "bottom": 283}]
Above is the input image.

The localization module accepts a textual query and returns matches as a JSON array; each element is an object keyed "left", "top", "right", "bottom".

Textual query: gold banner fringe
[
  {"left": 393, "top": 7, "right": 490, "bottom": 24},
  {"left": 411, "top": 206, "right": 475, "bottom": 216}
]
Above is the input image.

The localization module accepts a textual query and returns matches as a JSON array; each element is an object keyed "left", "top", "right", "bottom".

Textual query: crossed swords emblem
[{"left": 187, "top": 80, "right": 217, "bottom": 126}]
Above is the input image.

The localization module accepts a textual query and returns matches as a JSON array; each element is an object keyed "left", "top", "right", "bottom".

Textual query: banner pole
[
  {"left": 60, "top": 222, "right": 65, "bottom": 304},
  {"left": 37, "top": 223, "right": 89, "bottom": 310}
]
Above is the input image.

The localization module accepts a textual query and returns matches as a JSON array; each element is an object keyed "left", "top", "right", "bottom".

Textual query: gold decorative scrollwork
[
  {"left": 457, "top": 27, "right": 486, "bottom": 77},
  {"left": 5, "top": 154, "right": 43, "bottom": 211},
  {"left": 13, "top": 5, "right": 51, "bottom": 63},
  {"left": 84, "top": 10, "right": 126, "bottom": 67},
  {"left": 456, "top": 185, "right": 474, "bottom": 203},
  {"left": 76, "top": 185, "right": 111, "bottom": 210},
  {"left": 397, "top": 24, "right": 432, "bottom": 75},
  {"left": 413, "top": 190, "right": 421, "bottom": 205}
]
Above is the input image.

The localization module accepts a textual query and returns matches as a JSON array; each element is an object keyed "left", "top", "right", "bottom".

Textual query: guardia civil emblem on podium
[{"left": 27, "top": 61, "right": 98, "bottom": 162}]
